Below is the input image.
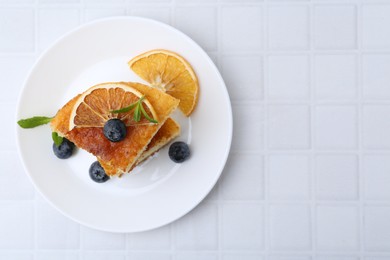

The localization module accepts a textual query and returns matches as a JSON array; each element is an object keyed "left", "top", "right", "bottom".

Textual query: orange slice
[
  {"left": 128, "top": 49, "right": 199, "bottom": 116},
  {"left": 69, "top": 84, "right": 158, "bottom": 130}
]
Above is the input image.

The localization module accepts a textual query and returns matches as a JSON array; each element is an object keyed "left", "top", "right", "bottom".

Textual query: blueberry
[
  {"left": 52, "top": 138, "right": 75, "bottom": 159},
  {"left": 169, "top": 141, "right": 190, "bottom": 163},
  {"left": 103, "top": 119, "right": 127, "bottom": 142},
  {"left": 89, "top": 161, "right": 110, "bottom": 183}
]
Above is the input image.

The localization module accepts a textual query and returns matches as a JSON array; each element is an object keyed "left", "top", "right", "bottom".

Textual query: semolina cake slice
[
  {"left": 50, "top": 82, "right": 179, "bottom": 176},
  {"left": 98, "top": 117, "right": 180, "bottom": 175},
  {"left": 137, "top": 117, "right": 180, "bottom": 164}
]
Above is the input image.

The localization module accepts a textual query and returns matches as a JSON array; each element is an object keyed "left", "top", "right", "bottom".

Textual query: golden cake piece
[
  {"left": 51, "top": 82, "right": 179, "bottom": 176},
  {"left": 137, "top": 117, "right": 180, "bottom": 164},
  {"left": 98, "top": 117, "right": 180, "bottom": 174}
]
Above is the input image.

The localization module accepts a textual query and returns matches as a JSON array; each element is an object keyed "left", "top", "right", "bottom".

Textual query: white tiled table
[{"left": 1, "top": 0, "right": 390, "bottom": 259}]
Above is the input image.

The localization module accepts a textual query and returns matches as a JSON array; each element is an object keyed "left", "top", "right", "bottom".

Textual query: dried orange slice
[
  {"left": 128, "top": 49, "right": 199, "bottom": 116},
  {"left": 69, "top": 83, "right": 158, "bottom": 130}
]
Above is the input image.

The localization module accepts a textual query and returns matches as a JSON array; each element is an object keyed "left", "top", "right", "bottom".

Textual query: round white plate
[{"left": 16, "top": 17, "right": 232, "bottom": 233}]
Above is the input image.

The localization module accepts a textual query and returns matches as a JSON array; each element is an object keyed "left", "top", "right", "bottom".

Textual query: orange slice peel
[{"left": 128, "top": 49, "right": 199, "bottom": 116}]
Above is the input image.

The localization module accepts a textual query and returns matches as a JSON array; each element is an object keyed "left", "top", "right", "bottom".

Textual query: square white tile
[
  {"left": 82, "top": 252, "right": 126, "bottom": 260},
  {"left": 316, "top": 257, "right": 358, "bottom": 260},
  {"left": 220, "top": 153, "right": 263, "bottom": 200},
  {"left": 0, "top": 252, "right": 33, "bottom": 260},
  {"left": 363, "top": 155, "right": 390, "bottom": 200},
  {"left": 364, "top": 206, "right": 390, "bottom": 251},
  {"left": 314, "top": 54, "right": 357, "bottom": 100},
  {"left": 0, "top": 202, "right": 34, "bottom": 249},
  {"left": 81, "top": 226, "right": 126, "bottom": 250},
  {"left": 267, "top": 5, "right": 309, "bottom": 50},
  {"left": 0, "top": 0, "right": 34, "bottom": 3},
  {"left": 221, "top": 203, "right": 264, "bottom": 250},
  {"left": 221, "top": 6, "right": 263, "bottom": 51},
  {"left": 129, "top": 253, "right": 171, "bottom": 260},
  {"left": 174, "top": 7, "right": 217, "bottom": 51},
  {"left": 268, "top": 155, "right": 310, "bottom": 200},
  {"left": 221, "top": 55, "right": 263, "bottom": 101},
  {"left": 362, "top": 105, "right": 390, "bottom": 149},
  {"left": 362, "top": 54, "right": 390, "bottom": 100},
  {"left": 129, "top": 0, "right": 170, "bottom": 2},
  {"left": 362, "top": 4, "right": 390, "bottom": 49},
  {"left": 84, "top": 8, "right": 126, "bottom": 22},
  {"left": 0, "top": 55, "right": 35, "bottom": 103},
  {"left": 316, "top": 205, "right": 359, "bottom": 250},
  {"left": 176, "top": 253, "right": 218, "bottom": 260},
  {"left": 36, "top": 252, "right": 80, "bottom": 260},
  {"left": 38, "top": 9, "right": 80, "bottom": 51},
  {"left": 267, "top": 55, "right": 310, "bottom": 100},
  {"left": 0, "top": 9, "right": 34, "bottom": 52},
  {"left": 175, "top": 203, "right": 218, "bottom": 250},
  {"left": 39, "top": 0, "right": 80, "bottom": 3},
  {"left": 176, "top": 0, "right": 216, "bottom": 2},
  {"left": 269, "top": 204, "right": 311, "bottom": 250},
  {"left": 0, "top": 151, "right": 35, "bottom": 200},
  {"left": 315, "top": 154, "right": 358, "bottom": 200},
  {"left": 232, "top": 104, "right": 264, "bottom": 151},
  {"left": 314, "top": 105, "right": 357, "bottom": 149},
  {"left": 267, "top": 256, "right": 311, "bottom": 260},
  {"left": 268, "top": 105, "right": 310, "bottom": 149},
  {"left": 222, "top": 253, "right": 264, "bottom": 260},
  {"left": 220, "top": 0, "right": 260, "bottom": 2},
  {"left": 36, "top": 201, "right": 80, "bottom": 249},
  {"left": 131, "top": 8, "right": 171, "bottom": 25},
  {"left": 85, "top": 0, "right": 124, "bottom": 3},
  {"left": 314, "top": 5, "right": 356, "bottom": 49},
  {"left": 0, "top": 103, "right": 17, "bottom": 151},
  {"left": 128, "top": 224, "right": 171, "bottom": 250}
]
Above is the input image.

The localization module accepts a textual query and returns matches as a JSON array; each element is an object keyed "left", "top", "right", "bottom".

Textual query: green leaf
[
  {"left": 133, "top": 102, "right": 141, "bottom": 122},
  {"left": 139, "top": 103, "right": 158, "bottom": 124},
  {"left": 110, "top": 102, "right": 138, "bottom": 114},
  {"left": 138, "top": 96, "right": 145, "bottom": 103},
  {"left": 17, "top": 116, "right": 53, "bottom": 129},
  {"left": 52, "top": 132, "right": 63, "bottom": 147},
  {"left": 109, "top": 95, "right": 156, "bottom": 123}
]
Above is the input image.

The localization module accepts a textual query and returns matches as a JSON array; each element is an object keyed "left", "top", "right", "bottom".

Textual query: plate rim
[{"left": 16, "top": 16, "right": 233, "bottom": 233}]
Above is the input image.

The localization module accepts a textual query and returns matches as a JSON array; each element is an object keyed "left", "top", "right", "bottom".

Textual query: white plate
[{"left": 16, "top": 17, "right": 232, "bottom": 233}]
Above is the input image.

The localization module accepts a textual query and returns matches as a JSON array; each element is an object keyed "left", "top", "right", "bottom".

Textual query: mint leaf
[
  {"left": 140, "top": 103, "right": 158, "bottom": 124},
  {"left": 52, "top": 132, "right": 63, "bottom": 147},
  {"left": 17, "top": 116, "right": 53, "bottom": 129},
  {"left": 110, "top": 102, "right": 138, "bottom": 114},
  {"left": 134, "top": 103, "right": 141, "bottom": 122},
  {"left": 109, "top": 96, "right": 157, "bottom": 123}
]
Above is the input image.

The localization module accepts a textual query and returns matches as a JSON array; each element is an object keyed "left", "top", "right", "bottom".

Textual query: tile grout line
[
  {"left": 309, "top": 1, "right": 317, "bottom": 258},
  {"left": 357, "top": 1, "right": 365, "bottom": 257},
  {"left": 232, "top": 100, "right": 390, "bottom": 106},
  {"left": 33, "top": 198, "right": 38, "bottom": 256},
  {"left": 34, "top": 0, "right": 39, "bottom": 58},
  {"left": 262, "top": 0, "right": 270, "bottom": 256},
  {"left": 79, "top": 0, "right": 85, "bottom": 24}
]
